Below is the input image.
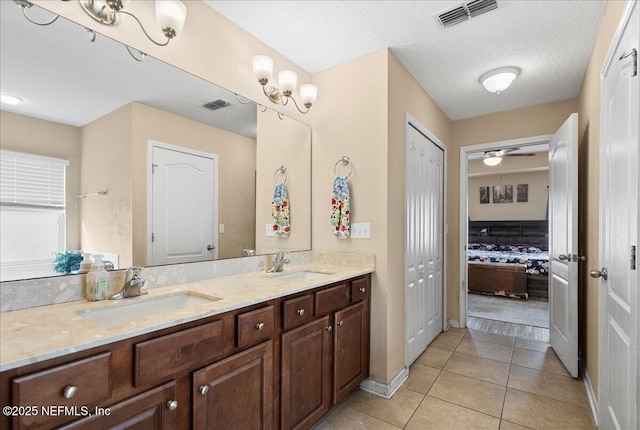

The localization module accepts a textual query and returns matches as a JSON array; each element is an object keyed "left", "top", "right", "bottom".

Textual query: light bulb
[
  {"left": 300, "top": 84, "right": 317, "bottom": 107},
  {"left": 252, "top": 55, "right": 273, "bottom": 84},
  {"left": 156, "top": 0, "right": 187, "bottom": 38},
  {"left": 278, "top": 70, "right": 297, "bottom": 95}
]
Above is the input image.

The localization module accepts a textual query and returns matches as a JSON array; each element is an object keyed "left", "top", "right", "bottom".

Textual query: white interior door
[
  {"left": 548, "top": 113, "right": 579, "bottom": 377},
  {"left": 599, "top": 2, "right": 638, "bottom": 428},
  {"left": 405, "top": 119, "right": 444, "bottom": 366},
  {"left": 151, "top": 144, "right": 218, "bottom": 265}
]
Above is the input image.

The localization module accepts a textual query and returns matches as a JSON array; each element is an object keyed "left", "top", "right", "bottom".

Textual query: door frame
[
  {"left": 458, "top": 134, "right": 552, "bottom": 328},
  {"left": 598, "top": 0, "right": 639, "bottom": 426},
  {"left": 146, "top": 139, "right": 220, "bottom": 264},
  {"left": 404, "top": 112, "right": 447, "bottom": 367}
]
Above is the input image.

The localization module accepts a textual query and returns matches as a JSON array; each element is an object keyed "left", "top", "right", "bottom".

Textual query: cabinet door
[
  {"left": 59, "top": 381, "right": 177, "bottom": 430},
  {"left": 281, "top": 316, "right": 332, "bottom": 430},
  {"left": 334, "top": 302, "right": 368, "bottom": 404},
  {"left": 193, "top": 341, "right": 273, "bottom": 430}
]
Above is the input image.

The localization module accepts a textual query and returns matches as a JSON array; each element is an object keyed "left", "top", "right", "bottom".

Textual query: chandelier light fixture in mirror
[
  {"left": 252, "top": 55, "right": 318, "bottom": 114},
  {"left": 79, "top": 0, "right": 187, "bottom": 46}
]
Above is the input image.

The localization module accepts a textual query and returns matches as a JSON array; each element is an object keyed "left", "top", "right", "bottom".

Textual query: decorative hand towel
[
  {"left": 331, "top": 176, "right": 350, "bottom": 239},
  {"left": 272, "top": 182, "right": 290, "bottom": 237}
]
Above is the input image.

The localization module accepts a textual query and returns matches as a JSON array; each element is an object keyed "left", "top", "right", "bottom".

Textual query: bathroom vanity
[{"left": 0, "top": 267, "right": 371, "bottom": 429}]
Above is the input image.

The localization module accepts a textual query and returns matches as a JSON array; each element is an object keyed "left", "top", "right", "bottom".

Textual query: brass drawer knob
[
  {"left": 297, "top": 309, "right": 305, "bottom": 316},
  {"left": 256, "top": 322, "right": 265, "bottom": 330},
  {"left": 62, "top": 385, "right": 78, "bottom": 400},
  {"left": 167, "top": 400, "right": 178, "bottom": 411}
]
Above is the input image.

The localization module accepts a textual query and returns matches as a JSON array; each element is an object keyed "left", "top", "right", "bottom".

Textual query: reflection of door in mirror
[{"left": 150, "top": 142, "right": 218, "bottom": 265}]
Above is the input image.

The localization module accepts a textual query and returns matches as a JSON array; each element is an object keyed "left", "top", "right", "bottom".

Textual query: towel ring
[
  {"left": 274, "top": 165, "right": 288, "bottom": 185},
  {"left": 334, "top": 156, "right": 353, "bottom": 178}
]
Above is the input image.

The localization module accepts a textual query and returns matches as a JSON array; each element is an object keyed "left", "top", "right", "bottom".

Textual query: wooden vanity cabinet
[{"left": 0, "top": 273, "right": 371, "bottom": 430}]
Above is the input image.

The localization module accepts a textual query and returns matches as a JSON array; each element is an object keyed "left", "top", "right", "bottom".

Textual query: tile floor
[{"left": 316, "top": 328, "right": 595, "bottom": 430}]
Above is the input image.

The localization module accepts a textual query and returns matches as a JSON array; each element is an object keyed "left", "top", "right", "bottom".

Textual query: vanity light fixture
[
  {"left": 252, "top": 55, "right": 318, "bottom": 114},
  {"left": 0, "top": 94, "right": 24, "bottom": 106},
  {"left": 480, "top": 66, "right": 520, "bottom": 94},
  {"left": 79, "top": 0, "right": 187, "bottom": 46},
  {"left": 13, "top": 0, "right": 60, "bottom": 26}
]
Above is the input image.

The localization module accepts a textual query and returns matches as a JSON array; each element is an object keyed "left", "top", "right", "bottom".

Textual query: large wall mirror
[{"left": 0, "top": 2, "right": 311, "bottom": 282}]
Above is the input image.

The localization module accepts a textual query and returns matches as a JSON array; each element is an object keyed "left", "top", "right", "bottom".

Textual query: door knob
[
  {"left": 207, "top": 245, "right": 215, "bottom": 251},
  {"left": 589, "top": 268, "right": 608, "bottom": 280},
  {"left": 559, "top": 254, "right": 570, "bottom": 261}
]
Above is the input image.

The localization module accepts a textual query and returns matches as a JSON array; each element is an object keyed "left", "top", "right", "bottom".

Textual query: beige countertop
[{"left": 0, "top": 263, "right": 373, "bottom": 372}]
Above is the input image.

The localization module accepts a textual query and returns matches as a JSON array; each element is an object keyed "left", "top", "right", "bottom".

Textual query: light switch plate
[
  {"left": 219, "top": 224, "right": 225, "bottom": 234},
  {"left": 351, "top": 223, "right": 371, "bottom": 239},
  {"left": 266, "top": 223, "right": 277, "bottom": 237}
]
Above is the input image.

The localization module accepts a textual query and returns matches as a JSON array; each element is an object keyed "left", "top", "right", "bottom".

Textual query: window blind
[{"left": 0, "top": 150, "right": 69, "bottom": 210}]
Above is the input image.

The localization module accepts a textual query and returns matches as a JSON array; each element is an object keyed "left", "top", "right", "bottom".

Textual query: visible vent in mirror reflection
[{"left": 203, "top": 99, "right": 231, "bottom": 111}]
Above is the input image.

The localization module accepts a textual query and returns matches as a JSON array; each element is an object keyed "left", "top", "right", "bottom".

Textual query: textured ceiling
[
  {"left": 0, "top": 1, "right": 257, "bottom": 138},
  {"left": 205, "top": 0, "right": 607, "bottom": 120}
]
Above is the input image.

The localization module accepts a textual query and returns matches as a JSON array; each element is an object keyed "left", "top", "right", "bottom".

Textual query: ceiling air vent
[
  {"left": 433, "top": 0, "right": 498, "bottom": 29},
  {"left": 203, "top": 99, "right": 230, "bottom": 111}
]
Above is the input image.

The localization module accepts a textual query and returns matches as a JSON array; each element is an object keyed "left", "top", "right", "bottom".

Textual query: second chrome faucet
[
  {"left": 267, "top": 252, "right": 290, "bottom": 273},
  {"left": 110, "top": 267, "right": 147, "bottom": 299}
]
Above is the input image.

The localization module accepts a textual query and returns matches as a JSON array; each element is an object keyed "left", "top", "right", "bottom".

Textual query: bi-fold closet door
[{"left": 405, "top": 120, "right": 444, "bottom": 366}]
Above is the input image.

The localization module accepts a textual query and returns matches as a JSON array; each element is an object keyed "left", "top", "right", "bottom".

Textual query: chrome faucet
[
  {"left": 110, "top": 267, "right": 147, "bottom": 299},
  {"left": 267, "top": 252, "right": 290, "bottom": 273}
]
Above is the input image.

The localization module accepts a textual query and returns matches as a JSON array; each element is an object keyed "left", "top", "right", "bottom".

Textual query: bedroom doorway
[{"left": 460, "top": 135, "right": 553, "bottom": 341}]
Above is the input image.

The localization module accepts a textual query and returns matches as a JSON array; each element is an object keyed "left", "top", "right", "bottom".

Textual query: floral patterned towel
[
  {"left": 272, "top": 182, "right": 290, "bottom": 237},
  {"left": 331, "top": 176, "right": 350, "bottom": 239}
]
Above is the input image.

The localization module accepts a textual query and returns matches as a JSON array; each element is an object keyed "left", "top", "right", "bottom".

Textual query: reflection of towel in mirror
[
  {"left": 272, "top": 182, "right": 290, "bottom": 237},
  {"left": 331, "top": 176, "right": 350, "bottom": 239}
]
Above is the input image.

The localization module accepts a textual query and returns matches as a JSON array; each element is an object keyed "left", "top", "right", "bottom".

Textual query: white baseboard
[
  {"left": 359, "top": 366, "right": 409, "bottom": 399},
  {"left": 580, "top": 357, "right": 598, "bottom": 427},
  {"left": 448, "top": 319, "right": 460, "bottom": 329}
]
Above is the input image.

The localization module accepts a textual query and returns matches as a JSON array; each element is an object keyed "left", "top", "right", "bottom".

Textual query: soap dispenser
[
  {"left": 77, "top": 252, "right": 92, "bottom": 274},
  {"left": 86, "top": 254, "right": 110, "bottom": 301}
]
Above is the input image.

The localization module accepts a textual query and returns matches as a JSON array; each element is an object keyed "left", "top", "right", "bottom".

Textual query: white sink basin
[
  {"left": 271, "top": 271, "right": 332, "bottom": 282},
  {"left": 76, "top": 292, "right": 221, "bottom": 327}
]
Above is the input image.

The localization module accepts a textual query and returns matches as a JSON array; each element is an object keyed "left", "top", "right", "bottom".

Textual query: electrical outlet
[
  {"left": 219, "top": 224, "right": 225, "bottom": 234},
  {"left": 351, "top": 223, "right": 371, "bottom": 239},
  {"left": 266, "top": 223, "right": 277, "bottom": 237}
]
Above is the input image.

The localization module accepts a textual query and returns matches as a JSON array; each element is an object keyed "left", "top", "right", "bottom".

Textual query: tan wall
[
  {"left": 468, "top": 154, "right": 549, "bottom": 221},
  {"left": 255, "top": 108, "right": 311, "bottom": 254},
  {"left": 311, "top": 49, "right": 391, "bottom": 382},
  {"left": 0, "top": 111, "right": 82, "bottom": 251},
  {"left": 449, "top": 98, "right": 579, "bottom": 320},
  {"left": 130, "top": 103, "right": 256, "bottom": 264},
  {"left": 80, "top": 105, "right": 134, "bottom": 267},
  {"left": 576, "top": 0, "right": 628, "bottom": 398},
  {"left": 387, "top": 52, "right": 452, "bottom": 380}
]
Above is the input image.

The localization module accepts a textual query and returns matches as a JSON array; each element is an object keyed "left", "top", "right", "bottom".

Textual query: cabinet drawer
[
  {"left": 351, "top": 277, "right": 369, "bottom": 303},
  {"left": 315, "top": 283, "right": 350, "bottom": 315},
  {"left": 237, "top": 305, "right": 274, "bottom": 349},
  {"left": 12, "top": 352, "right": 112, "bottom": 429},
  {"left": 134, "top": 320, "right": 223, "bottom": 387},
  {"left": 282, "top": 295, "right": 314, "bottom": 330}
]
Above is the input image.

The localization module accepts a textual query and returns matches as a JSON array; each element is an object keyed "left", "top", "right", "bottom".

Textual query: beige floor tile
[
  {"left": 514, "top": 337, "right": 551, "bottom": 353},
  {"left": 443, "top": 352, "right": 511, "bottom": 385},
  {"left": 345, "top": 388, "right": 424, "bottom": 428},
  {"left": 499, "top": 420, "right": 534, "bottom": 430},
  {"left": 405, "top": 396, "right": 500, "bottom": 430},
  {"left": 430, "top": 330, "right": 466, "bottom": 351},
  {"left": 428, "top": 371, "right": 506, "bottom": 417},
  {"left": 507, "top": 365, "right": 589, "bottom": 407},
  {"left": 405, "top": 363, "right": 440, "bottom": 394},
  {"left": 512, "top": 347, "right": 570, "bottom": 376},
  {"left": 315, "top": 403, "right": 402, "bottom": 430},
  {"left": 502, "top": 389, "right": 595, "bottom": 429},
  {"left": 455, "top": 337, "right": 514, "bottom": 363},
  {"left": 466, "top": 329, "right": 516, "bottom": 347},
  {"left": 415, "top": 346, "right": 453, "bottom": 369}
]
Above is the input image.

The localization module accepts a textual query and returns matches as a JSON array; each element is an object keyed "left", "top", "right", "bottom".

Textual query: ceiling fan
[{"left": 483, "top": 147, "right": 534, "bottom": 166}]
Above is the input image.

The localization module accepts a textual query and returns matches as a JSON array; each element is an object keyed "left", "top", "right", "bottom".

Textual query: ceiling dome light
[
  {"left": 0, "top": 94, "right": 23, "bottom": 105},
  {"left": 483, "top": 156, "right": 502, "bottom": 166},
  {"left": 480, "top": 66, "right": 520, "bottom": 94}
]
